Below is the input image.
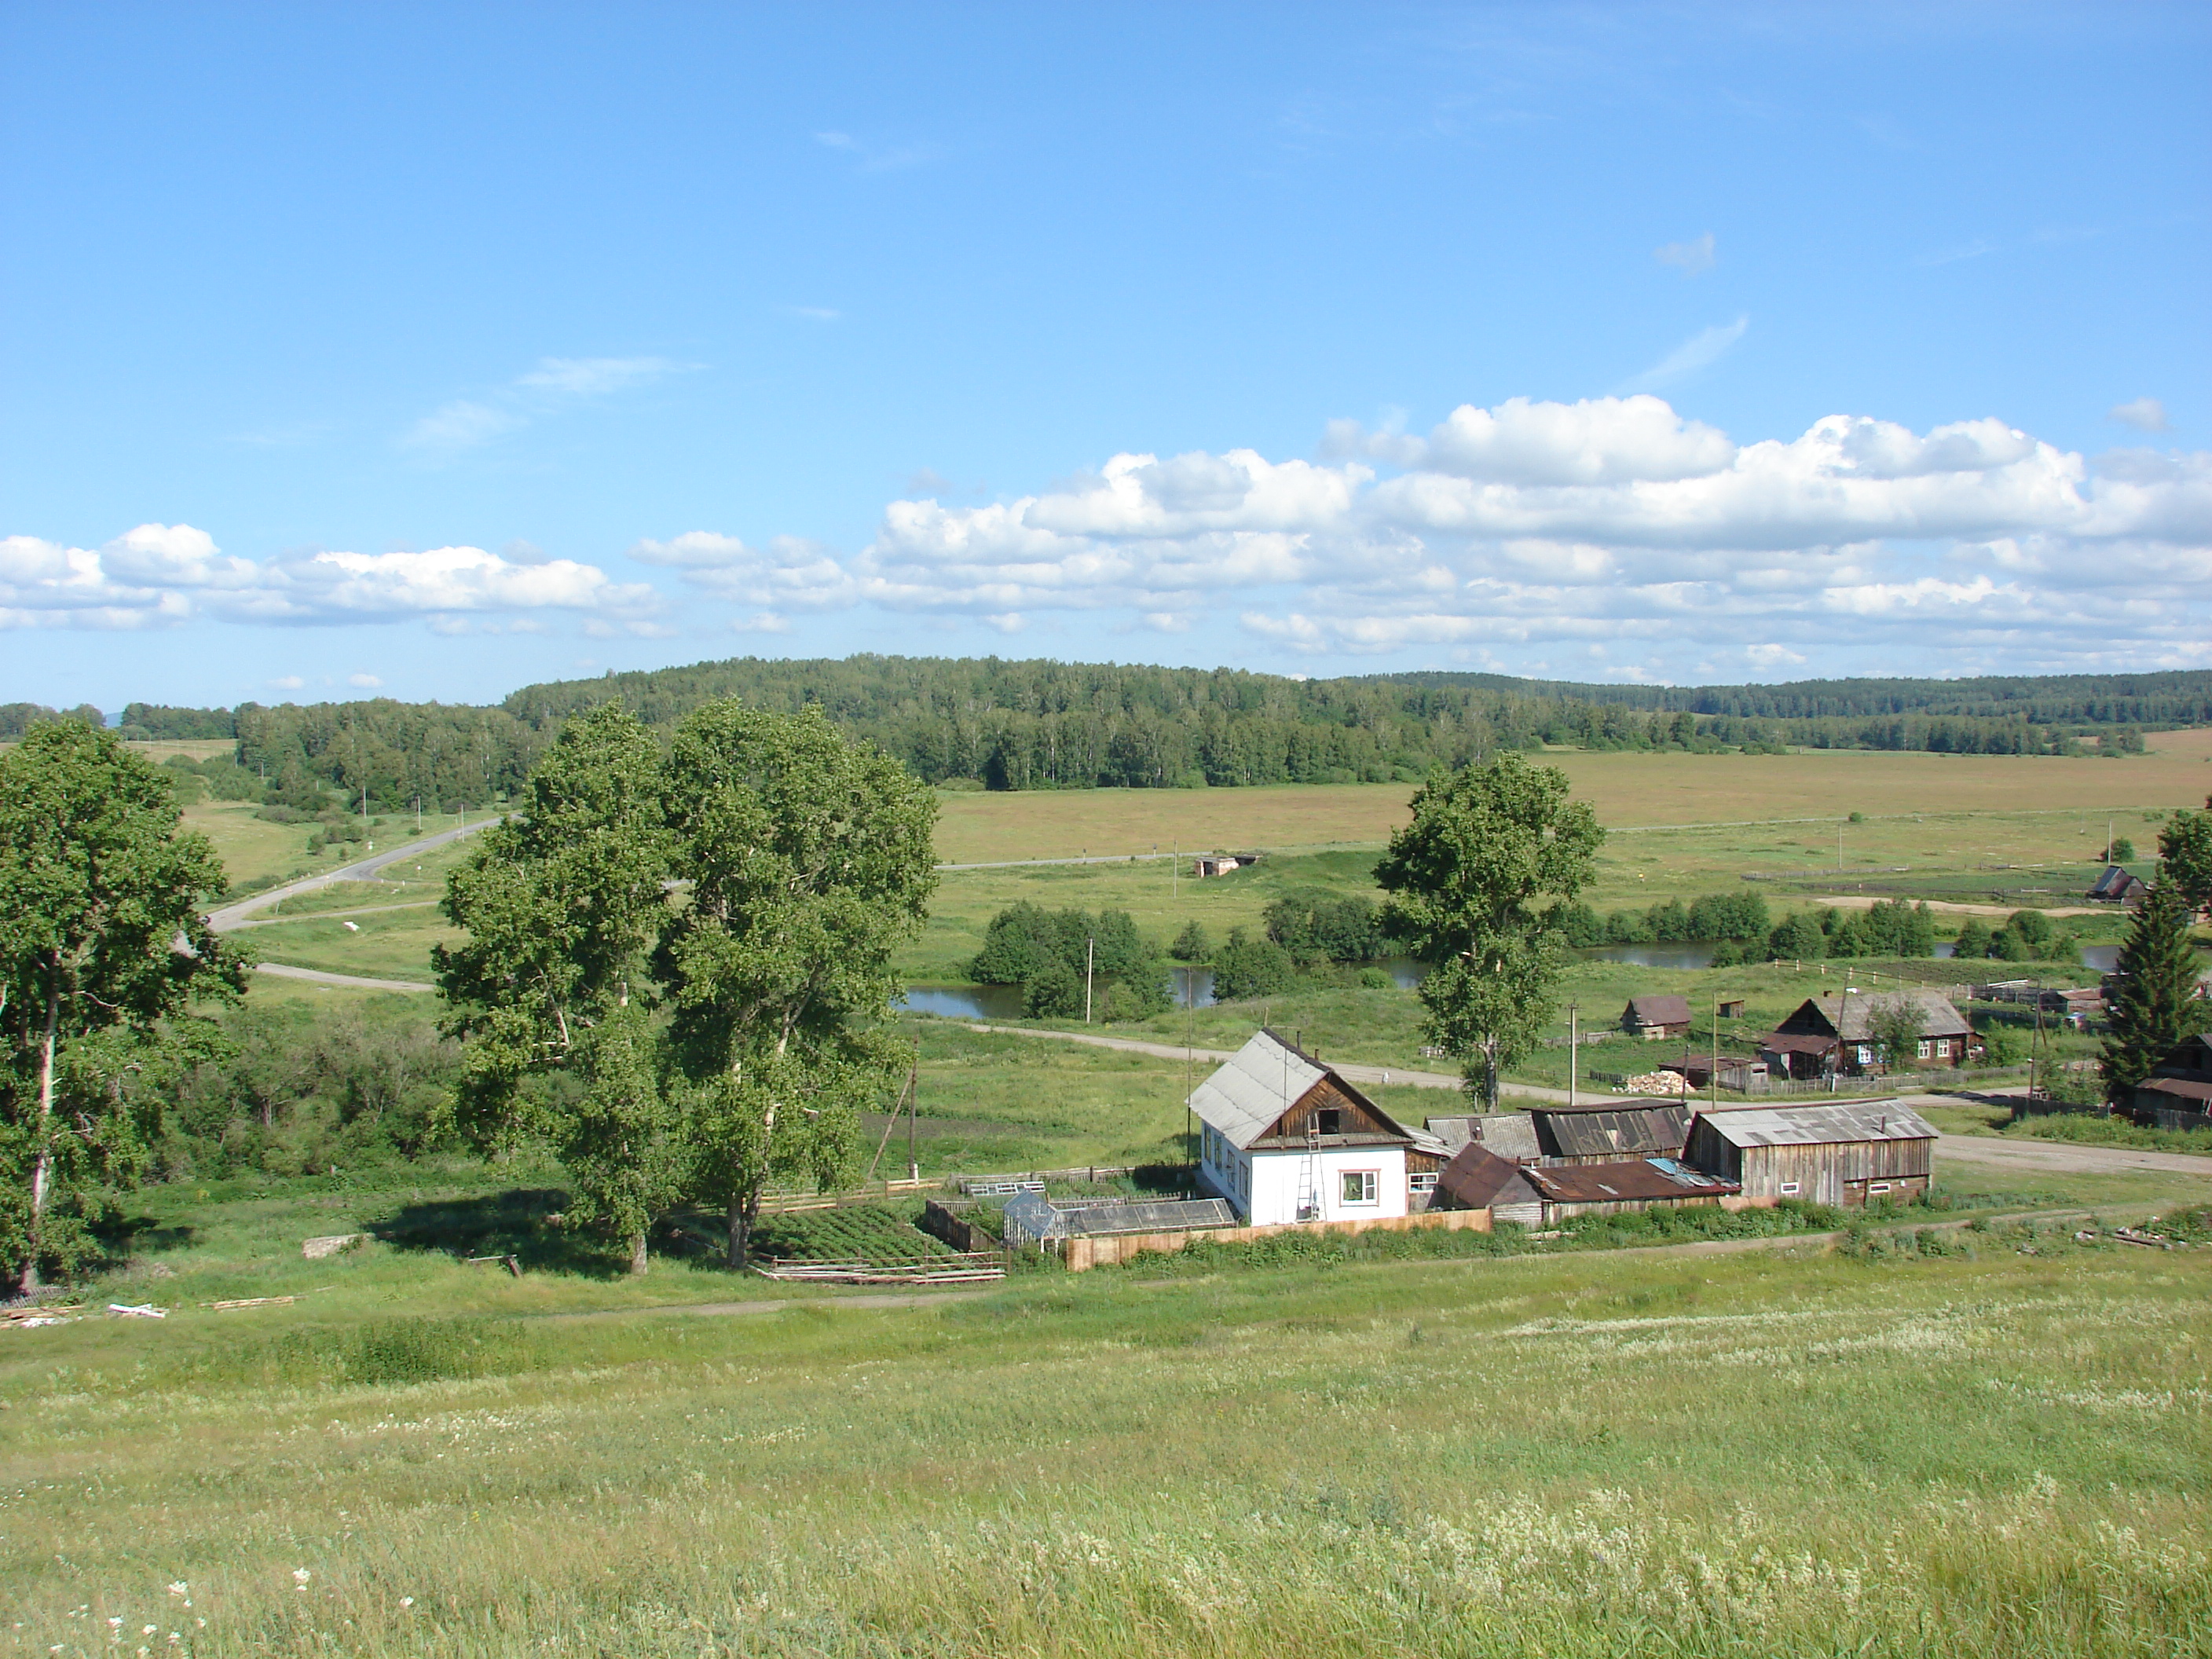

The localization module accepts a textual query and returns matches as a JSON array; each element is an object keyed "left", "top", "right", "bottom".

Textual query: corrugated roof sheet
[
  {"left": 1426, "top": 1114, "right": 1543, "bottom": 1162},
  {"left": 1692, "top": 1099, "right": 1937, "bottom": 1149},
  {"left": 1523, "top": 1157, "right": 1738, "bottom": 1203},
  {"left": 2140, "top": 1077, "right": 2212, "bottom": 1104},
  {"left": 1188, "top": 1030, "right": 1326, "bottom": 1150},
  {"left": 1533, "top": 1103, "right": 1690, "bottom": 1159}
]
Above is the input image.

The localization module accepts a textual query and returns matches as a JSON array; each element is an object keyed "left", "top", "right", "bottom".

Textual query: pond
[{"left": 1577, "top": 943, "right": 1716, "bottom": 969}]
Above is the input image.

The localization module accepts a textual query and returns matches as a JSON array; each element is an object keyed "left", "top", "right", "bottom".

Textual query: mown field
[{"left": 3, "top": 1229, "right": 2209, "bottom": 1657}]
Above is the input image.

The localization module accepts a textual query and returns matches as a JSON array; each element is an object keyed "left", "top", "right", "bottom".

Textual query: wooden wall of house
[{"left": 1269, "top": 1075, "right": 1398, "bottom": 1142}]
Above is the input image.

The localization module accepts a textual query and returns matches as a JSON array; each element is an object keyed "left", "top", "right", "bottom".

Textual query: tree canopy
[
  {"left": 1375, "top": 753, "right": 1603, "bottom": 1106},
  {"left": 434, "top": 700, "right": 938, "bottom": 1273},
  {"left": 2100, "top": 883, "right": 2210, "bottom": 1107},
  {"left": 0, "top": 723, "right": 248, "bottom": 1291}
]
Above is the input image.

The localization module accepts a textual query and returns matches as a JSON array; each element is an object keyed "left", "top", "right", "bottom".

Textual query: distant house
[
  {"left": 2087, "top": 866, "right": 2148, "bottom": 905},
  {"left": 1683, "top": 1099, "right": 1938, "bottom": 1207},
  {"left": 1621, "top": 994, "right": 1693, "bottom": 1040},
  {"left": 1432, "top": 1143, "right": 1544, "bottom": 1226},
  {"left": 1519, "top": 1158, "right": 1738, "bottom": 1224},
  {"left": 2131, "top": 1033, "right": 2212, "bottom": 1131},
  {"left": 1527, "top": 1103, "right": 1693, "bottom": 1164},
  {"left": 1661, "top": 1055, "right": 1772, "bottom": 1093},
  {"left": 1189, "top": 1029, "right": 1425, "bottom": 1225},
  {"left": 1716, "top": 998, "right": 1747, "bottom": 1020},
  {"left": 1761, "top": 990, "right": 1974, "bottom": 1079},
  {"left": 1192, "top": 851, "right": 1262, "bottom": 879}
]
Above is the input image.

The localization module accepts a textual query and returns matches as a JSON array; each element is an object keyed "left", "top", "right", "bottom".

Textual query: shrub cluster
[{"left": 970, "top": 903, "right": 1169, "bottom": 1019}]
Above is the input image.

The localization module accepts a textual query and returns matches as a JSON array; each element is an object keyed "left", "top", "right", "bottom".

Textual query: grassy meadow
[{"left": 4, "top": 1232, "right": 2210, "bottom": 1657}]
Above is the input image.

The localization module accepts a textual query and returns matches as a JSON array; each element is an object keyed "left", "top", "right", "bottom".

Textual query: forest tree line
[{"left": 3, "top": 657, "right": 2201, "bottom": 801}]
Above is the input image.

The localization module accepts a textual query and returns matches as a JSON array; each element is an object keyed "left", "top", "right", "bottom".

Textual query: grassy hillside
[{"left": 3, "top": 1228, "right": 2207, "bottom": 1657}]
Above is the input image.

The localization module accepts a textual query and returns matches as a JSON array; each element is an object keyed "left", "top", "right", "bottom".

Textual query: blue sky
[{"left": 3, "top": 3, "right": 2207, "bottom": 710}]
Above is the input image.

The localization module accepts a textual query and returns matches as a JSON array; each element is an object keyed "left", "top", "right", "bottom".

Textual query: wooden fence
[{"left": 1057, "top": 1207, "right": 1495, "bottom": 1273}]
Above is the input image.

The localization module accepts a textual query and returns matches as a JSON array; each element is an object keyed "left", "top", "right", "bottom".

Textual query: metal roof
[
  {"left": 1691, "top": 1099, "right": 1938, "bottom": 1149},
  {"left": 1533, "top": 1103, "right": 1690, "bottom": 1159},
  {"left": 1522, "top": 1157, "right": 1738, "bottom": 1203},
  {"left": 1435, "top": 1144, "right": 1542, "bottom": 1210},
  {"left": 1187, "top": 1030, "right": 1325, "bottom": 1149}
]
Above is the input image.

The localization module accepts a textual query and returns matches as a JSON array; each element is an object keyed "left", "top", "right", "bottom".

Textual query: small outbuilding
[
  {"left": 1683, "top": 1099, "right": 1938, "bottom": 1207},
  {"left": 1190, "top": 1029, "right": 1421, "bottom": 1225},
  {"left": 2087, "top": 866, "right": 2148, "bottom": 905},
  {"left": 1621, "top": 994, "right": 1694, "bottom": 1040},
  {"left": 1519, "top": 1157, "right": 1739, "bottom": 1225},
  {"left": 1432, "top": 1143, "right": 1545, "bottom": 1226}
]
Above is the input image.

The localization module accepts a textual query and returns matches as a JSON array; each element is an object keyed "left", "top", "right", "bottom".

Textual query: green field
[{"left": 5, "top": 1222, "right": 2209, "bottom": 1657}]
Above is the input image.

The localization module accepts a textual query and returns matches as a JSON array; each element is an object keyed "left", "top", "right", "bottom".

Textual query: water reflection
[{"left": 1577, "top": 943, "right": 1716, "bottom": 969}]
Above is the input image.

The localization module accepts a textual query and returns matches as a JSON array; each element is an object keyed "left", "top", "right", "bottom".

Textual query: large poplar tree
[
  {"left": 1375, "top": 753, "right": 1603, "bottom": 1107},
  {"left": 656, "top": 701, "right": 937, "bottom": 1268},
  {"left": 0, "top": 723, "right": 247, "bottom": 1291},
  {"left": 435, "top": 698, "right": 936, "bottom": 1273}
]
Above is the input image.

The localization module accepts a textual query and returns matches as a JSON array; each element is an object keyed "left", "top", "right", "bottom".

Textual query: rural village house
[
  {"left": 1621, "top": 994, "right": 1694, "bottom": 1040},
  {"left": 1519, "top": 1158, "right": 1740, "bottom": 1225},
  {"left": 1683, "top": 1099, "right": 1937, "bottom": 1207},
  {"left": 1431, "top": 1143, "right": 1544, "bottom": 1226},
  {"left": 1190, "top": 1030, "right": 1443, "bottom": 1225},
  {"left": 1761, "top": 990, "right": 1975, "bottom": 1079},
  {"left": 2131, "top": 1032, "right": 2212, "bottom": 1131}
]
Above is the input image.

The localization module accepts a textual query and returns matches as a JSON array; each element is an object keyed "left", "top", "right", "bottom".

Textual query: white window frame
[
  {"left": 1408, "top": 1172, "right": 1437, "bottom": 1194},
  {"left": 1779, "top": 1181, "right": 1801, "bottom": 1196},
  {"left": 1869, "top": 1182, "right": 1892, "bottom": 1195},
  {"left": 1340, "top": 1169, "right": 1379, "bottom": 1207}
]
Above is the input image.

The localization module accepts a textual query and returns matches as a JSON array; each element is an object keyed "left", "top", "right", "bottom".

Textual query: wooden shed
[
  {"left": 1432, "top": 1143, "right": 1544, "bottom": 1226},
  {"left": 1621, "top": 994, "right": 1693, "bottom": 1040},
  {"left": 1683, "top": 1100, "right": 1937, "bottom": 1207},
  {"left": 1519, "top": 1157, "right": 1738, "bottom": 1224},
  {"left": 2131, "top": 1033, "right": 2212, "bottom": 1131}
]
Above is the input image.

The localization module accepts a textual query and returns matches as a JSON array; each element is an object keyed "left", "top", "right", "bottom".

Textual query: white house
[{"left": 1188, "top": 1029, "right": 1427, "bottom": 1226}]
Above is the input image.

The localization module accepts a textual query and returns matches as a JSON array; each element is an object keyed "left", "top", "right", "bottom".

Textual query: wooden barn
[
  {"left": 1683, "top": 1100, "right": 1938, "bottom": 1207},
  {"left": 2087, "top": 865, "right": 2148, "bottom": 905},
  {"left": 1621, "top": 994, "right": 1693, "bottom": 1039},
  {"left": 1431, "top": 1143, "right": 1544, "bottom": 1226},
  {"left": 1190, "top": 1029, "right": 1432, "bottom": 1225},
  {"left": 1519, "top": 1157, "right": 1738, "bottom": 1224},
  {"left": 1527, "top": 1102, "right": 1692, "bottom": 1164}
]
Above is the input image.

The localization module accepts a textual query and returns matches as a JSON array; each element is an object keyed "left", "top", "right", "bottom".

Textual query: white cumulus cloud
[{"left": 2110, "top": 397, "right": 2170, "bottom": 434}]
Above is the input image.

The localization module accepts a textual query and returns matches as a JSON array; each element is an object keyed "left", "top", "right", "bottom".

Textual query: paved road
[{"left": 205, "top": 818, "right": 496, "bottom": 933}]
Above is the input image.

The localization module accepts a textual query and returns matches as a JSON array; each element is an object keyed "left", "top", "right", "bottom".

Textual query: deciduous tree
[
  {"left": 2160, "top": 797, "right": 2212, "bottom": 918},
  {"left": 656, "top": 702, "right": 937, "bottom": 1269},
  {"left": 0, "top": 723, "right": 247, "bottom": 1291},
  {"left": 1375, "top": 753, "right": 1603, "bottom": 1107}
]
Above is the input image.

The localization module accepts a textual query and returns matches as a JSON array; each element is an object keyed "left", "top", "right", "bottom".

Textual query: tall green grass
[{"left": 3, "top": 1242, "right": 2207, "bottom": 1657}]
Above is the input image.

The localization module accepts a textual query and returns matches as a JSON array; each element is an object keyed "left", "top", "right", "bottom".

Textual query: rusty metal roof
[
  {"left": 1434, "top": 1144, "right": 1542, "bottom": 1210},
  {"left": 1522, "top": 1158, "right": 1738, "bottom": 1203},
  {"left": 1533, "top": 1103, "right": 1690, "bottom": 1159},
  {"left": 1691, "top": 1099, "right": 1937, "bottom": 1148}
]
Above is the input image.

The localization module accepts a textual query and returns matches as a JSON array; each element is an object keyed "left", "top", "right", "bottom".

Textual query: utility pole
[
  {"left": 907, "top": 1037, "right": 919, "bottom": 1184},
  {"left": 2107, "top": 819, "right": 2114, "bottom": 864},
  {"left": 1711, "top": 992, "right": 1719, "bottom": 1111},
  {"left": 1567, "top": 1002, "right": 1578, "bottom": 1108},
  {"left": 1172, "top": 840, "right": 1177, "bottom": 901},
  {"left": 1838, "top": 824, "right": 1844, "bottom": 872},
  {"left": 1084, "top": 936, "right": 1095, "bottom": 1024}
]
